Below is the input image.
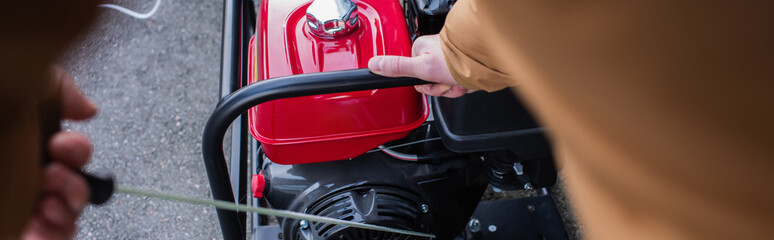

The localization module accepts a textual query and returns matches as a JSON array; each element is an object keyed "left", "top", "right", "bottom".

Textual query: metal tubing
[
  {"left": 202, "top": 69, "right": 427, "bottom": 239},
  {"left": 226, "top": 0, "right": 256, "bottom": 237},
  {"left": 215, "top": 0, "right": 247, "bottom": 239},
  {"left": 250, "top": 141, "right": 263, "bottom": 238},
  {"left": 220, "top": 0, "right": 241, "bottom": 100},
  {"left": 227, "top": 117, "right": 247, "bottom": 225}
]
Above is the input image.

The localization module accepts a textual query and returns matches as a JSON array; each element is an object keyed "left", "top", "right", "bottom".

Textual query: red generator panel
[{"left": 247, "top": 0, "right": 428, "bottom": 164}]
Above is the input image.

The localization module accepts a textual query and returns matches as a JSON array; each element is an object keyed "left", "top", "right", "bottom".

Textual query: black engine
[{"left": 261, "top": 146, "right": 488, "bottom": 240}]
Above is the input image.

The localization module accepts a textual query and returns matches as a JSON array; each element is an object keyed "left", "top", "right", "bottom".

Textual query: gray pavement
[{"left": 63, "top": 0, "right": 223, "bottom": 239}]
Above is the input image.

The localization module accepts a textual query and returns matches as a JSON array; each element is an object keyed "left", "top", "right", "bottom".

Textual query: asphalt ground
[
  {"left": 61, "top": 1, "right": 581, "bottom": 239},
  {"left": 62, "top": 0, "right": 223, "bottom": 239}
]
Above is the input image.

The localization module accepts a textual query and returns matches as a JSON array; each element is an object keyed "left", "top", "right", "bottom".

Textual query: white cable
[
  {"left": 99, "top": 0, "right": 162, "bottom": 20},
  {"left": 365, "top": 137, "right": 443, "bottom": 161},
  {"left": 366, "top": 137, "right": 441, "bottom": 153},
  {"left": 379, "top": 147, "right": 420, "bottom": 161}
]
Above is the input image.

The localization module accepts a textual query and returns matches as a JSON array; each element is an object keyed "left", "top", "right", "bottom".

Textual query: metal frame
[
  {"left": 215, "top": 0, "right": 256, "bottom": 239},
  {"left": 210, "top": 2, "right": 568, "bottom": 240},
  {"left": 461, "top": 193, "right": 568, "bottom": 240}
]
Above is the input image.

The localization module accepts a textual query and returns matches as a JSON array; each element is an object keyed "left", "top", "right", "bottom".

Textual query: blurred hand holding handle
[{"left": 0, "top": 2, "right": 99, "bottom": 239}]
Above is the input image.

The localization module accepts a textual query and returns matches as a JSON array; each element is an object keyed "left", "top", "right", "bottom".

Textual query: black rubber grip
[{"left": 80, "top": 171, "right": 115, "bottom": 205}]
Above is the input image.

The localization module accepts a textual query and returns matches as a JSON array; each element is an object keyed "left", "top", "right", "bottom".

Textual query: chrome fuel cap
[{"left": 306, "top": 0, "right": 359, "bottom": 37}]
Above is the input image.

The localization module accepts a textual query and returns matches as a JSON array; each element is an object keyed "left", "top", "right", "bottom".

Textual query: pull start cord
[{"left": 115, "top": 185, "right": 436, "bottom": 238}]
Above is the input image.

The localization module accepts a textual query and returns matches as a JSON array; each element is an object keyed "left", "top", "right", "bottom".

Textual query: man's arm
[{"left": 0, "top": 2, "right": 98, "bottom": 239}]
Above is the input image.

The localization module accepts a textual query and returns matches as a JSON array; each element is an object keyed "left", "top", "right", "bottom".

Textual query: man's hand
[
  {"left": 368, "top": 34, "right": 473, "bottom": 98},
  {"left": 22, "top": 66, "right": 97, "bottom": 240}
]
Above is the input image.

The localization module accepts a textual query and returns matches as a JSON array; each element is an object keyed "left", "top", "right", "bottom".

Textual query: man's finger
[
  {"left": 48, "top": 131, "right": 91, "bottom": 168},
  {"left": 51, "top": 66, "right": 97, "bottom": 120},
  {"left": 40, "top": 197, "right": 77, "bottom": 230},
  {"left": 21, "top": 217, "right": 71, "bottom": 240},
  {"left": 415, "top": 84, "right": 451, "bottom": 97},
  {"left": 414, "top": 85, "right": 433, "bottom": 95},
  {"left": 411, "top": 34, "right": 439, "bottom": 57},
  {"left": 424, "top": 84, "right": 453, "bottom": 96},
  {"left": 368, "top": 56, "right": 421, "bottom": 78},
  {"left": 441, "top": 86, "right": 468, "bottom": 98},
  {"left": 43, "top": 163, "right": 90, "bottom": 213}
]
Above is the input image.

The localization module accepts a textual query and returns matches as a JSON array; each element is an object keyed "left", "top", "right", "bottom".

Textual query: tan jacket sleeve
[
  {"left": 439, "top": 0, "right": 516, "bottom": 92},
  {"left": 460, "top": 1, "right": 774, "bottom": 240}
]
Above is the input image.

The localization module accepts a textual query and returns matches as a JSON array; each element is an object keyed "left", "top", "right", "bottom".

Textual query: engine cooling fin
[
  {"left": 293, "top": 186, "right": 430, "bottom": 240},
  {"left": 326, "top": 228, "right": 424, "bottom": 240}
]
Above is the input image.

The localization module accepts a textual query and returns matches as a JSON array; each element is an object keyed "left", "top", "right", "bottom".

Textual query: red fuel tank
[{"left": 247, "top": 0, "right": 428, "bottom": 164}]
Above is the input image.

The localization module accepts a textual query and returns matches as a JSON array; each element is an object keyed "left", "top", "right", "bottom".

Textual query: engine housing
[{"left": 261, "top": 150, "right": 488, "bottom": 240}]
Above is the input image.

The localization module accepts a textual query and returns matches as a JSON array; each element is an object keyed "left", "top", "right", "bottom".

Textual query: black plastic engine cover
[
  {"left": 404, "top": 0, "right": 457, "bottom": 40},
  {"left": 432, "top": 89, "right": 552, "bottom": 160},
  {"left": 261, "top": 151, "right": 488, "bottom": 240}
]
